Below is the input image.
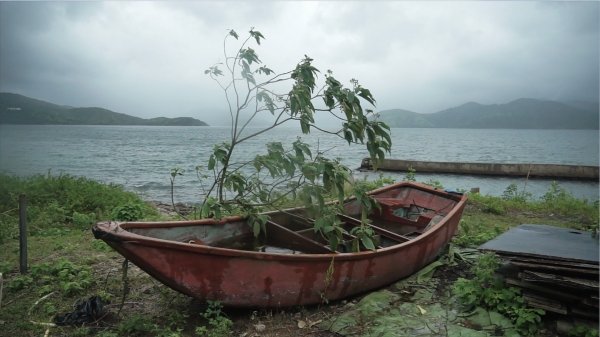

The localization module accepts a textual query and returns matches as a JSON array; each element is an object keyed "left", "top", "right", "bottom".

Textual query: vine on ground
[{"left": 453, "top": 253, "right": 545, "bottom": 336}]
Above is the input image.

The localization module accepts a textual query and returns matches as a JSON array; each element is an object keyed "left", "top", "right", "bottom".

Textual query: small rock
[
  {"left": 239, "top": 333, "right": 248, "bottom": 337},
  {"left": 0, "top": 320, "right": 5, "bottom": 325},
  {"left": 341, "top": 300, "right": 347, "bottom": 305},
  {"left": 293, "top": 312, "right": 302, "bottom": 320},
  {"left": 297, "top": 320, "right": 306, "bottom": 329},
  {"left": 254, "top": 324, "right": 266, "bottom": 332}
]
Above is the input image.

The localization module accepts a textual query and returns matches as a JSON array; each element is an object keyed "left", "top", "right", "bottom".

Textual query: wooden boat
[{"left": 92, "top": 181, "right": 467, "bottom": 308}]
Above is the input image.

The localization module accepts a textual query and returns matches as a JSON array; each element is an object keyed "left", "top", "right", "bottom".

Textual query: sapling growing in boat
[{"left": 195, "top": 28, "right": 392, "bottom": 251}]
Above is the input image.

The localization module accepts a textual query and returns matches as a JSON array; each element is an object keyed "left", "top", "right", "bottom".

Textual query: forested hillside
[
  {"left": 377, "top": 98, "right": 599, "bottom": 129},
  {"left": 0, "top": 93, "right": 209, "bottom": 126}
]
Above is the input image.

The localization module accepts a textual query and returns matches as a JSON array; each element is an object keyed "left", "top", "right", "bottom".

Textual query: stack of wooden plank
[{"left": 479, "top": 224, "right": 599, "bottom": 321}]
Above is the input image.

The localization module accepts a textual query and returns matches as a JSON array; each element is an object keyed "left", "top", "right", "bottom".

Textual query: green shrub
[
  {"left": 8, "top": 275, "right": 33, "bottom": 292},
  {"left": 71, "top": 211, "right": 96, "bottom": 229},
  {"left": 481, "top": 199, "right": 505, "bottom": 215},
  {"left": 569, "top": 326, "right": 599, "bottom": 337},
  {"left": 153, "top": 311, "right": 188, "bottom": 337},
  {"left": 359, "top": 174, "right": 396, "bottom": 191},
  {"left": 27, "top": 258, "right": 93, "bottom": 296},
  {"left": 403, "top": 167, "right": 416, "bottom": 182},
  {"left": 0, "top": 261, "right": 12, "bottom": 274},
  {"left": 454, "top": 220, "right": 503, "bottom": 247},
  {"left": 0, "top": 172, "right": 158, "bottom": 242},
  {"left": 118, "top": 315, "right": 154, "bottom": 334},
  {"left": 111, "top": 202, "right": 144, "bottom": 222},
  {"left": 92, "top": 240, "right": 113, "bottom": 252},
  {"left": 453, "top": 253, "right": 544, "bottom": 335},
  {"left": 501, "top": 183, "right": 531, "bottom": 203},
  {"left": 421, "top": 178, "right": 444, "bottom": 189},
  {"left": 195, "top": 300, "right": 232, "bottom": 337}
]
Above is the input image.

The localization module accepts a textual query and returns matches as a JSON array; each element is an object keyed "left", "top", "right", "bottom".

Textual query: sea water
[{"left": 0, "top": 125, "right": 598, "bottom": 203}]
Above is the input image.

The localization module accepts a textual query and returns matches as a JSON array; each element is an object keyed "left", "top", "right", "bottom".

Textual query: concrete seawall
[{"left": 360, "top": 158, "right": 599, "bottom": 180}]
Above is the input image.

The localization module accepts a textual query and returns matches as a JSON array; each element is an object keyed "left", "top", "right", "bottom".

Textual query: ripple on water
[{"left": 1, "top": 125, "right": 598, "bottom": 203}]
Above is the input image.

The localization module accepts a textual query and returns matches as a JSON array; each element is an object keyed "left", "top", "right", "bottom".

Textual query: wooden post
[
  {"left": 19, "top": 194, "right": 28, "bottom": 274},
  {"left": 0, "top": 272, "right": 3, "bottom": 309},
  {"left": 523, "top": 164, "right": 532, "bottom": 193}
]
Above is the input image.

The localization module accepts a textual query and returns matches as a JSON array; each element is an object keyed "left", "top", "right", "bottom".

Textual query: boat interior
[{"left": 124, "top": 186, "right": 460, "bottom": 255}]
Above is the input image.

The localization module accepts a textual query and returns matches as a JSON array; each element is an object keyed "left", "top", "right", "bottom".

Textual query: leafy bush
[
  {"left": 7, "top": 275, "right": 33, "bottom": 291},
  {"left": 27, "top": 258, "right": 93, "bottom": 296},
  {"left": 453, "top": 220, "right": 503, "bottom": 247},
  {"left": 421, "top": 178, "right": 444, "bottom": 189},
  {"left": 358, "top": 174, "right": 396, "bottom": 192},
  {"left": 502, "top": 183, "right": 531, "bottom": 203},
  {"left": 569, "top": 326, "right": 599, "bottom": 337},
  {"left": 0, "top": 261, "right": 12, "bottom": 274},
  {"left": 111, "top": 202, "right": 144, "bottom": 222},
  {"left": 0, "top": 172, "right": 157, "bottom": 242},
  {"left": 453, "top": 253, "right": 544, "bottom": 335},
  {"left": 71, "top": 211, "right": 96, "bottom": 229},
  {"left": 154, "top": 311, "right": 188, "bottom": 337},
  {"left": 118, "top": 315, "right": 154, "bottom": 334},
  {"left": 194, "top": 29, "right": 392, "bottom": 252},
  {"left": 92, "top": 240, "right": 113, "bottom": 252},
  {"left": 469, "top": 182, "right": 599, "bottom": 234},
  {"left": 480, "top": 198, "right": 505, "bottom": 215},
  {"left": 403, "top": 166, "right": 416, "bottom": 182},
  {"left": 195, "top": 300, "right": 232, "bottom": 337}
]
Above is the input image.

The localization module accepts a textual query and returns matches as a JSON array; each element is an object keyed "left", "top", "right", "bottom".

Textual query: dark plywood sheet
[
  {"left": 510, "top": 261, "right": 599, "bottom": 275},
  {"left": 520, "top": 271, "right": 599, "bottom": 290},
  {"left": 497, "top": 254, "right": 599, "bottom": 269},
  {"left": 479, "top": 224, "right": 599, "bottom": 264}
]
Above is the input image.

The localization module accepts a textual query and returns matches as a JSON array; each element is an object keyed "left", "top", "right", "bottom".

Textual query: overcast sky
[{"left": 1, "top": 1, "right": 598, "bottom": 126}]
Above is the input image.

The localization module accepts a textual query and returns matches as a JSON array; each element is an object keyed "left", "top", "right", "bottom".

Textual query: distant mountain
[
  {"left": 0, "top": 93, "right": 209, "bottom": 126},
  {"left": 562, "top": 100, "right": 599, "bottom": 112},
  {"left": 376, "top": 98, "right": 599, "bottom": 129}
]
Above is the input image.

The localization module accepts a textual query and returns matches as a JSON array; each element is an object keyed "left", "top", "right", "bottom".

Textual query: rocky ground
[{"left": 147, "top": 201, "right": 196, "bottom": 217}]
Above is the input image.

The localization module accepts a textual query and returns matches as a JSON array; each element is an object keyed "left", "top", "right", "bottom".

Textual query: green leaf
[
  {"left": 361, "top": 236, "right": 376, "bottom": 251},
  {"left": 352, "top": 239, "right": 359, "bottom": 252},
  {"left": 249, "top": 29, "right": 265, "bottom": 45},
  {"left": 347, "top": 91, "right": 356, "bottom": 104},
  {"left": 314, "top": 218, "right": 324, "bottom": 232},
  {"left": 328, "top": 235, "right": 339, "bottom": 251},
  {"left": 229, "top": 30, "right": 239, "bottom": 40},
  {"left": 201, "top": 200, "right": 211, "bottom": 218},
  {"left": 208, "top": 156, "right": 216, "bottom": 170},
  {"left": 357, "top": 88, "right": 376, "bottom": 106},
  {"left": 253, "top": 222, "right": 260, "bottom": 237},
  {"left": 323, "top": 226, "right": 335, "bottom": 233}
]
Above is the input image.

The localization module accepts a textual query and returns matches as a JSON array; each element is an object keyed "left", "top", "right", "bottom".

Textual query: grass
[
  {"left": 0, "top": 172, "right": 597, "bottom": 336},
  {"left": 0, "top": 172, "right": 160, "bottom": 243}
]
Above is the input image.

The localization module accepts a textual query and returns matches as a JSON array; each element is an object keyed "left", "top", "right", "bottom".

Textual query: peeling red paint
[{"left": 93, "top": 182, "right": 467, "bottom": 308}]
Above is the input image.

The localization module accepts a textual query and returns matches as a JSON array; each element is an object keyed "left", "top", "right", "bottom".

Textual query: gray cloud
[{"left": 0, "top": 1, "right": 597, "bottom": 123}]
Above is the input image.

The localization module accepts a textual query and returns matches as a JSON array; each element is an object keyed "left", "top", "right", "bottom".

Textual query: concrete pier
[{"left": 360, "top": 158, "right": 599, "bottom": 180}]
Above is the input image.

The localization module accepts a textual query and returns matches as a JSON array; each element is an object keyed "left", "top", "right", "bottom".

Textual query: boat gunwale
[{"left": 93, "top": 182, "right": 467, "bottom": 261}]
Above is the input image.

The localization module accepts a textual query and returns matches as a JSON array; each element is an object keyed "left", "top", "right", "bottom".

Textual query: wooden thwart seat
[{"left": 337, "top": 213, "right": 411, "bottom": 243}]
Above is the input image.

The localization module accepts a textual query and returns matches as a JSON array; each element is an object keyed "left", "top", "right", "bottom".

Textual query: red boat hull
[{"left": 93, "top": 182, "right": 467, "bottom": 308}]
